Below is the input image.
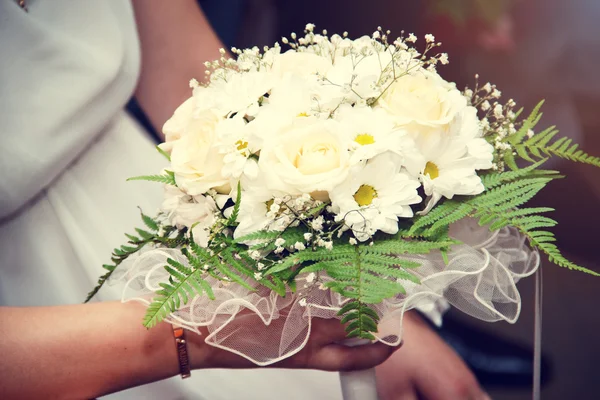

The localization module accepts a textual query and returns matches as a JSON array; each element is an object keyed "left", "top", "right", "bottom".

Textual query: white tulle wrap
[{"left": 111, "top": 218, "right": 539, "bottom": 365}]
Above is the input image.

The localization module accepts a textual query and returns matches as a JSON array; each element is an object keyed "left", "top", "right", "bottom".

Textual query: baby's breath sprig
[{"left": 464, "top": 75, "right": 523, "bottom": 171}]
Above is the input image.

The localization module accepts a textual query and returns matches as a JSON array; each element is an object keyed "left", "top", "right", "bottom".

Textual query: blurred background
[{"left": 133, "top": 0, "right": 600, "bottom": 398}]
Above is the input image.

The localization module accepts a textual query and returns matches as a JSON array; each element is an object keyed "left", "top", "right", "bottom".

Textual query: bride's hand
[
  {"left": 376, "top": 311, "right": 490, "bottom": 400},
  {"left": 190, "top": 317, "right": 400, "bottom": 371}
]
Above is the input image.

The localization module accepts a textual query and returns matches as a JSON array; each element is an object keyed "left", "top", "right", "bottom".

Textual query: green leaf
[
  {"left": 127, "top": 171, "right": 177, "bottom": 186},
  {"left": 140, "top": 211, "right": 159, "bottom": 231},
  {"left": 135, "top": 228, "right": 154, "bottom": 240},
  {"left": 125, "top": 233, "right": 140, "bottom": 243},
  {"left": 337, "top": 301, "right": 360, "bottom": 316},
  {"left": 235, "top": 230, "right": 281, "bottom": 244},
  {"left": 156, "top": 145, "right": 171, "bottom": 162},
  {"left": 143, "top": 262, "right": 213, "bottom": 328},
  {"left": 508, "top": 100, "right": 545, "bottom": 146},
  {"left": 505, "top": 102, "right": 600, "bottom": 168},
  {"left": 227, "top": 181, "right": 242, "bottom": 226}
]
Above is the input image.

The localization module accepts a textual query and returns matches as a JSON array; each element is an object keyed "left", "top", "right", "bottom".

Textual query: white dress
[{"left": 0, "top": 1, "right": 341, "bottom": 398}]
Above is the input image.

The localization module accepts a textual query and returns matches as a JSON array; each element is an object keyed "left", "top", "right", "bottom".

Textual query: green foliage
[
  {"left": 127, "top": 170, "right": 177, "bottom": 186},
  {"left": 508, "top": 100, "right": 545, "bottom": 147},
  {"left": 508, "top": 222, "right": 598, "bottom": 276},
  {"left": 235, "top": 230, "right": 281, "bottom": 244},
  {"left": 84, "top": 212, "right": 177, "bottom": 302},
  {"left": 517, "top": 133, "right": 600, "bottom": 167},
  {"left": 156, "top": 145, "right": 171, "bottom": 162},
  {"left": 143, "top": 253, "right": 215, "bottom": 329},
  {"left": 141, "top": 227, "right": 288, "bottom": 328},
  {"left": 337, "top": 301, "right": 380, "bottom": 340},
  {"left": 408, "top": 169, "right": 558, "bottom": 238},
  {"left": 408, "top": 167, "right": 599, "bottom": 276},
  {"left": 505, "top": 101, "right": 600, "bottom": 168},
  {"left": 239, "top": 226, "right": 307, "bottom": 254},
  {"left": 480, "top": 159, "right": 558, "bottom": 189},
  {"left": 227, "top": 182, "right": 242, "bottom": 226},
  {"left": 267, "top": 238, "right": 452, "bottom": 339}
]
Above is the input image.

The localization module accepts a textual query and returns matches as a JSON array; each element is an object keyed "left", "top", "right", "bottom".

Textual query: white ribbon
[
  {"left": 532, "top": 267, "right": 543, "bottom": 400},
  {"left": 339, "top": 339, "right": 379, "bottom": 400}
]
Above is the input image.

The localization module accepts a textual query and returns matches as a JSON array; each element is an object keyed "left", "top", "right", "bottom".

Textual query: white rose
[
  {"left": 169, "top": 109, "right": 230, "bottom": 195},
  {"left": 271, "top": 50, "right": 332, "bottom": 78},
  {"left": 161, "top": 186, "right": 218, "bottom": 247},
  {"left": 378, "top": 71, "right": 467, "bottom": 132},
  {"left": 258, "top": 118, "right": 350, "bottom": 201},
  {"left": 160, "top": 97, "right": 196, "bottom": 153}
]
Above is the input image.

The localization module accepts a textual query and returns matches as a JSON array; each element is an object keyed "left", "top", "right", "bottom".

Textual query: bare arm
[
  {"left": 0, "top": 301, "right": 396, "bottom": 399},
  {"left": 0, "top": 302, "right": 184, "bottom": 399},
  {"left": 132, "top": 0, "right": 225, "bottom": 134}
]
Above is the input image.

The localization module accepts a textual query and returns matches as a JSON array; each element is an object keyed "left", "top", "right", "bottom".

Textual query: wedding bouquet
[{"left": 88, "top": 25, "right": 599, "bottom": 363}]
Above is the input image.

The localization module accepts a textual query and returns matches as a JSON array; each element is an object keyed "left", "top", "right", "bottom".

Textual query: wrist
[{"left": 185, "top": 326, "right": 214, "bottom": 370}]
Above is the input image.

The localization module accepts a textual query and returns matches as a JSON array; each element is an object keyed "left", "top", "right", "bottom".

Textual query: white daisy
[
  {"left": 417, "top": 142, "right": 486, "bottom": 214},
  {"left": 450, "top": 106, "right": 494, "bottom": 170},
  {"left": 215, "top": 116, "right": 260, "bottom": 180},
  {"left": 330, "top": 153, "right": 422, "bottom": 241},
  {"left": 404, "top": 108, "right": 494, "bottom": 214},
  {"left": 334, "top": 104, "right": 407, "bottom": 164}
]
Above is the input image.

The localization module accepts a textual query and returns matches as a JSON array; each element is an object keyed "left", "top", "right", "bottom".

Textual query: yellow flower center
[
  {"left": 236, "top": 140, "right": 248, "bottom": 151},
  {"left": 354, "top": 133, "right": 375, "bottom": 146},
  {"left": 297, "top": 112, "right": 309, "bottom": 117},
  {"left": 354, "top": 184, "right": 378, "bottom": 206},
  {"left": 424, "top": 161, "right": 440, "bottom": 179}
]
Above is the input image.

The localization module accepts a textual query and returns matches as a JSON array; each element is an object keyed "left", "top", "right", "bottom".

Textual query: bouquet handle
[{"left": 339, "top": 339, "right": 379, "bottom": 400}]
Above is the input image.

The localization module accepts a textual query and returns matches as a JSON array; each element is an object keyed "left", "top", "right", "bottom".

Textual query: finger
[
  {"left": 398, "top": 314, "right": 489, "bottom": 400},
  {"left": 309, "top": 318, "right": 352, "bottom": 344},
  {"left": 312, "top": 341, "right": 399, "bottom": 371},
  {"left": 376, "top": 368, "right": 418, "bottom": 400}
]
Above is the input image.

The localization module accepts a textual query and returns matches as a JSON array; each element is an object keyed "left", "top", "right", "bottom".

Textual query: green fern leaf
[
  {"left": 508, "top": 100, "right": 545, "bottom": 146},
  {"left": 504, "top": 150, "right": 518, "bottom": 171},
  {"left": 143, "top": 261, "right": 212, "bottom": 328},
  {"left": 522, "top": 230, "right": 599, "bottom": 276},
  {"left": 140, "top": 211, "right": 159, "bottom": 231},
  {"left": 156, "top": 145, "right": 171, "bottom": 162},
  {"left": 480, "top": 159, "right": 551, "bottom": 189},
  {"left": 125, "top": 233, "right": 140, "bottom": 242},
  {"left": 84, "top": 265, "right": 115, "bottom": 302},
  {"left": 127, "top": 170, "right": 177, "bottom": 186},
  {"left": 407, "top": 200, "right": 462, "bottom": 234},
  {"left": 235, "top": 230, "right": 281, "bottom": 244},
  {"left": 369, "top": 238, "right": 457, "bottom": 254},
  {"left": 135, "top": 228, "right": 154, "bottom": 240},
  {"left": 525, "top": 126, "right": 557, "bottom": 146},
  {"left": 228, "top": 182, "right": 243, "bottom": 226},
  {"left": 215, "top": 262, "right": 255, "bottom": 291}
]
